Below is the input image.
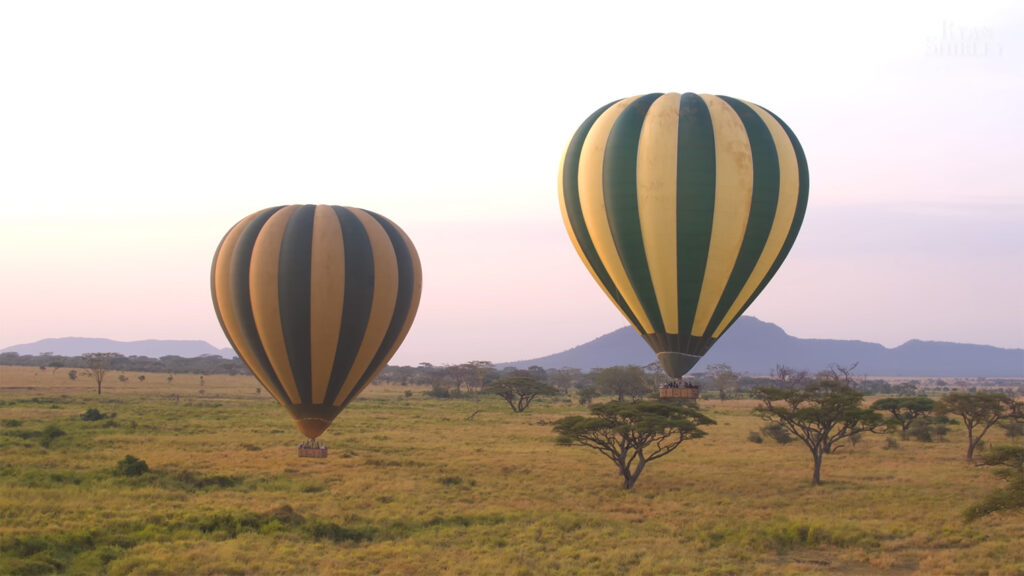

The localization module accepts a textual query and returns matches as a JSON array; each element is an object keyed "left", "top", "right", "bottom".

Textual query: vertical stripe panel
[
  {"left": 603, "top": 93, "right": 664, "bottom": 333},
  {"left": 692, "top": 94, "right": 753, "bottom": 336},
  {"left": 704, "top": 96, "right": 780, "bottom": 336},
  {"left": 352, "top": 213, "right": 419, "bottom": 397},
  {"left": 278, "top": 205, "right": 316, "bottom": 404},
  {"left": 348, "top": 214, "right": 422, "bottom": 406},
  {"left": 674, "top": 93, "right": 717, "bottom": 338},
  {"left": 309, "top": 205, "right": 345, "bottom": 404},
  {"left": 211, "top": 208, "right": 290, "bottom": 406},
  {"left": 577, "top": 95, "right": 655, "bottom": 333},
  {"left": 636, "top": 92, "right": 681, "bottom": 334},
  {"left": 710, "top": 101, "right": 802, "bottom": 337},
  {"left": 333, "top": 208, "right": 398, "bottom": 405},
  {"left": 326, "top": 207, "right": 375, "bottom": 406},
  {"left": 559, "top": 101, "right": 646, "bottom": 332},
  {"left": 249, "top": 205, "right": 302, "bottom": 404}
]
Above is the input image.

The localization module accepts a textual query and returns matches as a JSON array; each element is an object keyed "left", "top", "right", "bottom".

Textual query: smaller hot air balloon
[
  {"left": 211, "top": 205, "right": 422, "bottom": 456},
  {"left": 559, "top": 93, "right": 809, "bottom": 394}
]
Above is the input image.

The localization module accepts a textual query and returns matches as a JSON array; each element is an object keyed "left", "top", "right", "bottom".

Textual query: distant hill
[
  {"left": 1, "top": 338, "right": 236, "bottom": 359},
  {"left": 502, "top": 316, "right": 1024, "bottom": 378}
]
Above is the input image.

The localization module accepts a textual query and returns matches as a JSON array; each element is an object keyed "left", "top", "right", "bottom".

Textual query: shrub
[
  {"left": 304, "top": 519, "right": 376, "bottom": 543},
  {"left": 426, "top": 384, "right": 451, "bottom": 398},
  {"left": 747, "top": 431, "right": 764, "bottom": 444},
  {"left": 81, "top": 408, "right": 105, "bottom": 421},
  {"left": 115, "top": 455, "right": 149, "bottom": 477},
  {"left": 40, "top": 424, "right": 66, "bottom": 448},
  {"left": 760, "top": 422, "right": 793, "bottom": 444}
]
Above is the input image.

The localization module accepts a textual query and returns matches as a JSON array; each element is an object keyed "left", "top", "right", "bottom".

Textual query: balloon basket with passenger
[
  {"left": 659, "top": 380, "right": 700, "bottom": 400},
  {"left": 298, "top": 438, "right": 328, "bottom": 458}
]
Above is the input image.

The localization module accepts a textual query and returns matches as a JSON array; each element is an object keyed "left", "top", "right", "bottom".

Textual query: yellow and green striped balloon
[
  {"left": 559, "top": 93, "right": 809, "bottom": 378},
  {"left": 211, "top": 205, "right": 422, "bottom": 439}
]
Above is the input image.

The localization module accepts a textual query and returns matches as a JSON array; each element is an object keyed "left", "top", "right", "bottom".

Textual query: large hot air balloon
[
  {"left": 211, "top": 205, "right": 422, "bottom": 449},
  {"left": 559, "top": 92, "right": 808, "bottom": 380}
]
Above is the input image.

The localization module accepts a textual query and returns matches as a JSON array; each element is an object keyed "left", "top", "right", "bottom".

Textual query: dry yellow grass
[{"left": 1, "top": 365, "right": 1022, "bottom": 575}]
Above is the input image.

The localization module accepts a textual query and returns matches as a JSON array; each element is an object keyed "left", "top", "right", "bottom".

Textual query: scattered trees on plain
[
  {"left": 553, "top": 401, "right": 715, "bottom": 489},
  {"left": 754, "top": 380, "right": 883, "bottom": 485}
]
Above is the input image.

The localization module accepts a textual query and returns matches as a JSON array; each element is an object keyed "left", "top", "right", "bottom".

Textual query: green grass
[{"left": 1, "top": 366, "right": 1021, "bottom": 575}]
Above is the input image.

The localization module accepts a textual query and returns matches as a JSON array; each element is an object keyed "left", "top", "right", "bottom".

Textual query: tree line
[{"left": 1, "top": 351, "right": 250, "bottom": 376}]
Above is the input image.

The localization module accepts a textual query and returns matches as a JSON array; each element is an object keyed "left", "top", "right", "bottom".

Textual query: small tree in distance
[
  {"left": 593, "top": 365, "right": 652, "bottom": 402},
  {"left": 82, "top": 352, "right": 120, "bottom": 395},
  {"left": 553, "top": 401, "right": 715, "bottom": 489},
  {"left": 484, "top": 377, "right": 558, "bottom": 413},
  {"left": 754, "top": 380, "right": 883, "bottom": 486},
  {"left": 937, "top": 392, "right": 1016, "bottom": 462},
  {"left": 870, "top": 397, "right": 936, "bottom": 436}
]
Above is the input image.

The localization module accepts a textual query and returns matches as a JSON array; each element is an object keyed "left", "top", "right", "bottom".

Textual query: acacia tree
[
  {"left": 937, "top": 392, "right": 1015, "bottom": 462},
  {"left": 964, "top": 445, "right": 1024, "bottom": 521},
  {"left": 870, "top": 396, "right": 936, "bottom": 435},
  {"left": 771, "top": 364, "right": 811, "bottom": 389},
  {"left": 553, "top": 401, "right": 715, "bottom": 489},
  {"left": 484, "top": 377, "right": 558, "bottom": 413},
  {"left": 594, "top": 365, "right": 652, "bottom": 402},
  {"left": 754, "top": 381, "right": 883, "bottom": 485},
  {"left": 707, "top": 363, "right": 740, "bottom": 400},
  {"left": 82, "top": 353, "right": 120, "bottom": 395}
]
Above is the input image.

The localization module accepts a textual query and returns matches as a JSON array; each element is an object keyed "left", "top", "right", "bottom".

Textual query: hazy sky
[{"left": 1, "top": 1, "right": 1021, "bottom": 366}]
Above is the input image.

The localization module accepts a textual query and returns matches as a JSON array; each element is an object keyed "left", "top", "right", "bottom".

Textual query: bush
[
  {"left": 426, "top": 384, "right": 451, "bottom": 398},
  {"left": 81, "top": 408, "right": 105, "bottom": 422},
  {"left": 760, "top": 422, "right": 793, "bottom": 444},
  {"left": 747, "top": 431, "right": 764, "bottom": 444},
  {"left": 115, "top": 455, "right": 149, "bottom": 477},
  {"left": 40, "top": 424, "right": 66, "bottom": 448}
]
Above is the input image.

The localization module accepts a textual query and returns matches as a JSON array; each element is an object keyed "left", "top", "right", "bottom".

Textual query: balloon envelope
[
  {"left": 559, "top": 93, "right": 808, "bottom": 378},
  {"left": 211, "top": 205, "right": 422, "bottom": 438}
]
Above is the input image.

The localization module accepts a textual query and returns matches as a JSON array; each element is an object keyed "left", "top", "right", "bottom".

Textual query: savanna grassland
[{"left": 1, "top": 366, "right": 1022, "bottom": 576}]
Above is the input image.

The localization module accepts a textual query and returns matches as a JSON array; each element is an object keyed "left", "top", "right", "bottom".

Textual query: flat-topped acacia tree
[
  {"left": 553, "top": 401, "right": 715, "bottom": 489},
  {"left": 937, "top": 392, "right": 1016, "bottom": 462},
  {"left": 754, "top": 380, "right": 883, "bottom": 486}
]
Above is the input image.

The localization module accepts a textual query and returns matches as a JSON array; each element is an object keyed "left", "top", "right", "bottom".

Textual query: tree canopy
[
  {"left": 484, "top": 377, "right": 558, "bottom": 413},
  {"left": 593, "top": 365, "right": 653, "bottom": 402},
  {"left": 754, "top": 381, "right": 883, "bottom": 485},
  {"left": 870, "top": 396, "right": 936, "bottom": 433},
  {"left": 937, "top": 392, "right": 1016, "bottom": 462},
  {"left": 553, "top": 401, "right": 715, "bottom": 489}
]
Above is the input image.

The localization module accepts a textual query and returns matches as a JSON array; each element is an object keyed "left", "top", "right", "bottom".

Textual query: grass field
[{"left": 1, "top": 365, "right": 1022, "bottom": 575}]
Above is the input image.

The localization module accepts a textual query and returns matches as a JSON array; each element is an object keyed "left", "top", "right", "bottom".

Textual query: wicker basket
[
  {"left": 659, "top": 387, "right": 699, "bottom": 400},
  {"left": 298, "top": 445, "right": 328, "bottom": 458}
]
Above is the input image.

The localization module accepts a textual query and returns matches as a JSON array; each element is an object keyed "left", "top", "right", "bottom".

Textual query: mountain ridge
[
  {"left": 501, "top": 316, "right": 1024, "bottom": 378},
  {"left": 3, "top": 318, "right": 1022, "bottom": 377},
  {"left": 1, "top": 337, "right": 236, "bottom": 359}
]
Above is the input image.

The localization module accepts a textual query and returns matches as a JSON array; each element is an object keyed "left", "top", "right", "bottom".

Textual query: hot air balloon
[
  {"left": 211, "top": 205, "right": 422, "bottom": 455},
  {"left": 559, "top": 93, "right": 808, "bottom": 391}
]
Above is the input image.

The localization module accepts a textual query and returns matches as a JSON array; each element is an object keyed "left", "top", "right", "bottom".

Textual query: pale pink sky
[{"left": 1, "top": 1, "right": 1021, "bottom": 365}]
